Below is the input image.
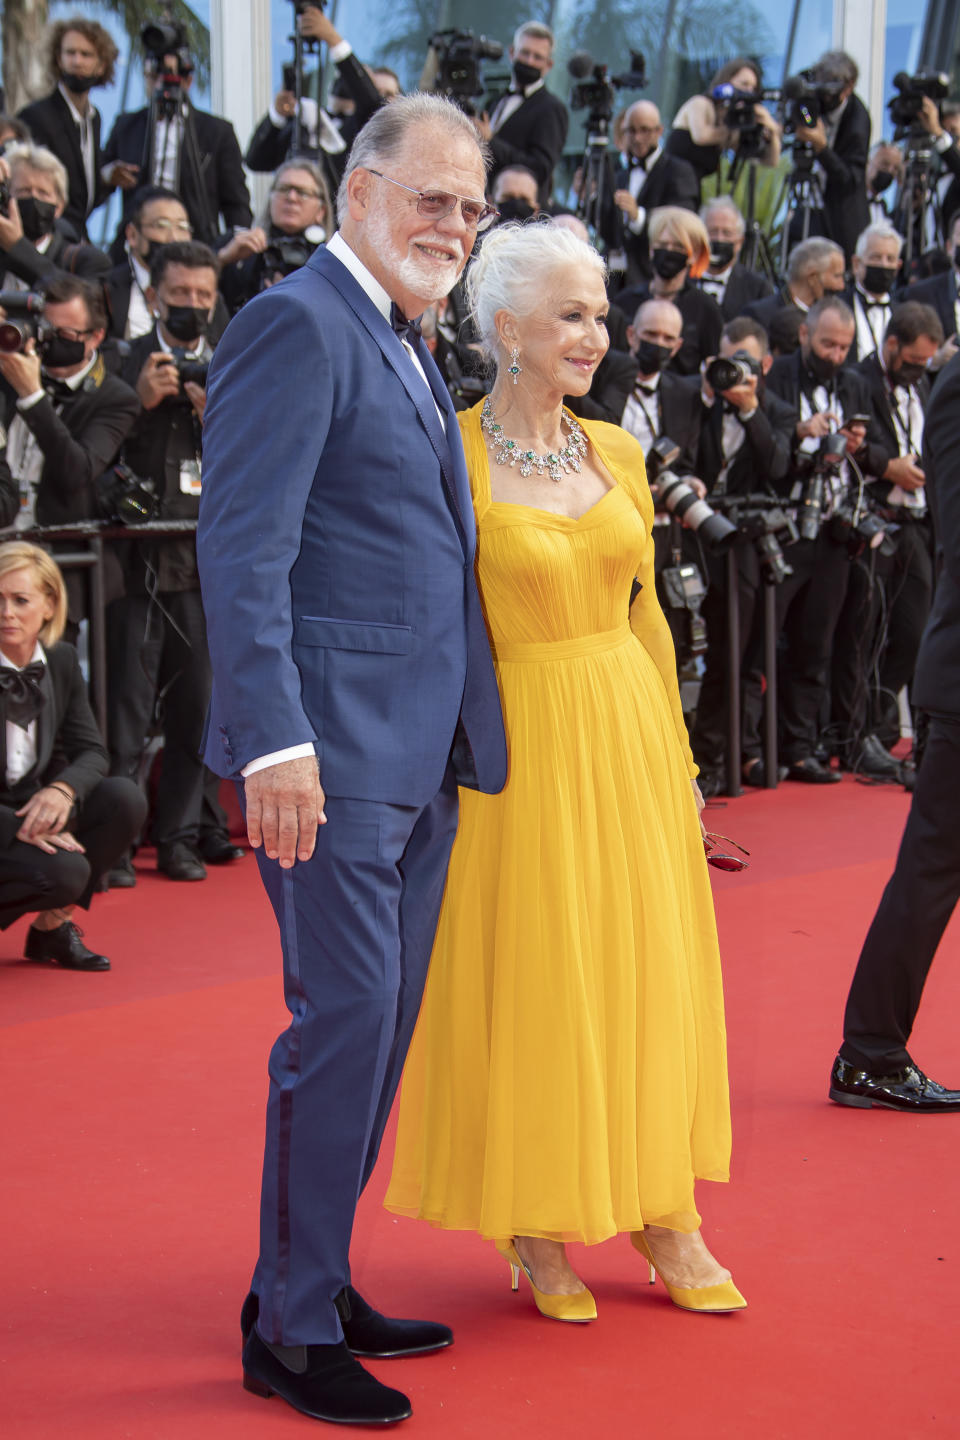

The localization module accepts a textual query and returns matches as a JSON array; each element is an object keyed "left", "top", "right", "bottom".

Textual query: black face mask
[
  {"left": 41, "top": 333, "right": 87, "bottom": 370},
  {"left": 512, "top": 60, "right": 541, "bottom": 90},
  {"left": 805, "top": 348, "right": 841, "bottom": 384},
  {"left": 871, "top": 169, "right": 896, "bottom": 195},
  {"left": 18, "top": 196, "right": 57, "bottom": 243},
  {"left": 709, "top": 241, "right": 736, "bottom": 270},
  {"left": 862, "top": 264, "right": 898, "bottom": 296},
  {"left": 496, "top": 198, "right": 536, "bottom": 224},
  {"left": 634, "top": 339, "right": 673, "bottom": 375},
  {"left": 62, "top": 72, "right": 98, "bottom": 95},
  {"left": 651, "top": 248, "right": 688, "bottom": 281},
  {"left": 892, "top": 354, "right": 927, "bottom": 387},
  {"left": 162, "top": 304, "right": 208, "bottom": 344}
]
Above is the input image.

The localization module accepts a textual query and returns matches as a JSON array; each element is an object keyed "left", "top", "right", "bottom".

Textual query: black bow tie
[
  {"left": 859, "top": 292, "right": 890, "bottom": 310},
  {"left": 390, "top": 303, "right": 422, "bottom": 347},
  {"left": 636, "top": 383, "right": 658, "bottom": 398},
  {"left": 44, "top": 378, "right": 75, "bottom": 403},
  {"left": 0, "top": 661, "right": 47, "bottom": 730}
]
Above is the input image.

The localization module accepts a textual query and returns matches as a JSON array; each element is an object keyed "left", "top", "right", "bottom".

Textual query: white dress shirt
[
  {"left": 623, "top": 145, "right": 662, "bottom": 235},
  {"left": 9, "top": 351, "right": 99, "bottom": 530},
  {"left": 59, "top": 82, "right": 98, "bottom": 217},
  {"left": 881, "top": 356, "right": 927, "bottom": 512},
  {"left": 2, "top": 641, "right": 45, "bottom": 787},
  {"left": 125, "top": 247, "right": 154, "bottom": 339},
  {"left": 490, "top": 77, "right": 545, "bottom": 133},
  {"left": 699, "top": 262, "right": 734, "bottom": 307},
  {"left": 852, "top": 286, "right": 892, "bottom": 361}
]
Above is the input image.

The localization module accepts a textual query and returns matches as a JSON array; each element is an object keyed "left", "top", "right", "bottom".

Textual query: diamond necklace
[{"left": 480, "top": 397, "right": 588, "bottom": 484}]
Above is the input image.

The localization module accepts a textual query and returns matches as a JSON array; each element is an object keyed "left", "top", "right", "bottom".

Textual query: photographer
[
  {"left": 478, "top": 22, "right": 568, "bottom": 207},
  {"left": 865, "top": 141, "right": 905, "bottom": 226},
  {"left": 698, "top": 196, "right": 773, "bottom": 319},
  {"left": 666, "top": 57, "right": 780, "bottom": 191},
  {"left": 491, "top": 166, "right": 540, "bottom": 221},
  {"left": 847, "top": 222, "right": 903, "bottom": 360},
  {"left": 218, "top": 159, "right": 331, "bottom": 314},
  {"left": 102, "top": 39, "right": 251, "bottom": 249},
  {"left": 0, "top": 143, "right": 110, "bottom": 289},
  {"left": 832, "top": 302, "right": 944, "bottom": 775},
  {"left": 799, "top": 50, "right": 871, "bottom": 264},
  {"left": 16, "top": 18, "right": 119, "bottom": 240},
  {"left": 743, "top": 235, "right": 846, "bottom": 332},
  {"left": 612, "top": 207, "right": 722, "bottom": 376},
  {"left": 763, "top": 295, "right": 887, "bottom": 782},
  {"left": 0, "top": 275, "right": 139, "bottom": 623},
  {"left": 108, "top": 241, "right": 234, "bottom": 884},
  {"left": 688, "top": 318, "right": 796, "bottom": 791},
  {"left": 601, "top": 100, "right": 698, "bottom": 285},
  {"left": 244, "top": 8, "right": 382, "bottom": 194}
]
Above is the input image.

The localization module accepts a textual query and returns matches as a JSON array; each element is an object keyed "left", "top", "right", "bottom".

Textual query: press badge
[{"left": 179, "top": 458, "right": 202, "bottom": 495}]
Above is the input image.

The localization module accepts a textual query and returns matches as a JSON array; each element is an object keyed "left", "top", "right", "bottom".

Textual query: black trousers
[
  {"left": 0, "top": 777, "right": 146, "bottom": 930},
  {"left": 106, "top": 590, "right": 212, "bottom": 850},
  {"left": 874, "top": 518, "right": 933, "bottom": 747},
  {"left": 840, "top": 715, "right": 960, "bottom": 1071},
  {"left": 691, "top": 540, "right": 762, "bottom": 774}
]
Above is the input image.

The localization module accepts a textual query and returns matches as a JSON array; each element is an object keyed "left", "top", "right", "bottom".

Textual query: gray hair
[
  {"left": 513, "top": 21, "right": 555, "bottom": 53},
  {"left": 815, "top": 50, "right": 858, "bottom": 88},
  {"left": 4, "top": 141, "right": 68, "bottom": 206},
  {"left": 260, "top": 157, "right": 332, "bottom": 232},
  {"left": 336, "top": 92, "right": 488, "bottom": 225},
  {"left": 787, "top": 236, "right": 843, "bottom": 284},
  {"left": 700, "top": 195, "right": 745, "bottom": 238},
  {"left": 855, "top": 221, "right": 904, "bottom": 258},
  {"left": 465, "top": 220, "right": 606, "bottom": 365}
]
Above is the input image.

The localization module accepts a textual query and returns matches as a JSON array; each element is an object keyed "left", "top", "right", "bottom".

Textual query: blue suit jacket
[{"left": 197, "top": 245, "right": 506, "bottom": 806}]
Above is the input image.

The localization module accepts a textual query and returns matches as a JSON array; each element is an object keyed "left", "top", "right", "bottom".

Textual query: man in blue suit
[{"left": 197, "top": 94, "right": 507, "bottom": 1426}]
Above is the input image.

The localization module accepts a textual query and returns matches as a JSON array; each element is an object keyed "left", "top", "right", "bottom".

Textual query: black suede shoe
[
  {"left": 742, "top": 759, "right": 789, "bottom": 787},
  {"left": 829, "top": 1056, "right": 960, "bottom": 1111},
  {"left": 199, "top": 833, "right": 246, "bottom": 863},
  {"left": 24, "top": 921, "right": 110, "bottom": 971},
  {"left": 156, "top": 842, "right": 207, "bottom": 882},
  {"left": 241, "top": 1288, "right": 453, "bottom": 1359},
  {"left": 106, "top": 855, "right": 137, "bottom": 889},
  {"left": 242, "top": 1327, "right": 411, "bottom": 1426},
  {"left": 786, "top": 757, "right": 840, "bottom": 784},
  {"left": 853, "top": 733, "right": 902, "bottom": 779}
]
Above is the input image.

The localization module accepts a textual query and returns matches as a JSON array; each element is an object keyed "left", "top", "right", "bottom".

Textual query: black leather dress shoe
[
  {"left": 156, "top": 842, "right": 206, "bottom": 882},
  {"left": 241, "top": 1287, "right": 453, "bottom": 1359},
  {"left": 829, "top": 1056, "right": 960, "bottom": 1111},
  {"left": 786, "top": 757, "right": 840, "bottom": 784},
  {"left": 199, "top": 833, "right": 246, "bottom": 863},
  {"left": 742, "top": 759, "right": 789, "bottom": 787},
  {"left": 853, "top": 733, "right": 902, "bottom": 779},
  {"left": 106, "top": 855, "right": 137, "bottom": 889},
  {"left": 24, "top": 921, "right": 110, "bottom": 971},
  {"left": 242, "top": 1327, "right": 411, "bottom": 1425}
]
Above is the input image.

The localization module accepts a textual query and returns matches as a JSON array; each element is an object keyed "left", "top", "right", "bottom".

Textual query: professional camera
[
  {"left": 782, "top": 67, "right": 846, "bottom": 136},
  {"left": 568, "top": 50, "right": 647, "bottom": 123},
  {"left": 0, "top": 290, "right": 49, "bottom": 354},
  {"left": 165, "top": 348, "right": 209, "bottom": 388},
  {"left": 647, "top": 437, "right": 738, "bottom": 554},
  {"left": 796, "top": 431, "right": 847, "bottom": 541},
  {"left": 428, "top": 29, "right": 503, "bottom": 110},
  {"left": 828, "top": 502, "right": 899, "bottom": 559},
  {"left": 100, "top": 461, "right": 159, "bottom": 524},
  {"left": 887, "top": 69, "right": 951, "bottom": 138},
  {"left": 705, "top": 350, "right": 762, "bottom": 393},
  {"left": 141, "top": 16, "right": 188, "bottom": 61},
  {"left": 711, "top": 82, "right": 781, "bottom": 151},
  {"left": 141, "top": 13, "right": 193, "bottom": 116},
  {"left": 261, "top": 234, "right": 314, "bottom": 282},
  {"left": 711, "top": 494, "right": 799, "bottom": 585},
  {"left": 0, "top": 174, "right": 10, "bottom": 218}
]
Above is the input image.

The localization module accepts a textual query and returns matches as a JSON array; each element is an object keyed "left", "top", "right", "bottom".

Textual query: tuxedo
[
  {"left": 197, "top": 238, "right": 506, "bottom": 1346},
  {"left": 843, "top": 283, "right": 895, "bottom": 362},
  {"left": 699, "top": 262, "right": 773, "bottom": 322},
  {"left": 765, "top": 350, "right": 891, "bottom": 482},
  {"left": 612, "top": 281, "right": 723, "bottom": 377},
  {"left": 0, "top": 644, "right": 145, "bottom": 926},
  {"left": 817, "top": 94, "right": 871, "bottom": 263},
  {"left": 17, "top": 88, "right": 109, "bottom": 237},
  {"left": 603, "top": 151, "right": 699, "bottom": 283},
  {"left": 742, "top": 286, "right": 802, "bottom": 335},
  {"left": 0, "top": 229, "right": 111, "bottom": 293},
  {"left": 487, "top": 83, "right": 568, "bottom": 206},
  {"left": 839, "top": 354, "right": 960, "bottom": 1073},
  {"left": 103, "top": 102, "right": 252, "bottom": 247},
  {"left": 571, "top": 358, "right": 702, "bottom": 474},
  {"left": 101, "top": 257, "right": 231, "bottom": 347},
  {"left": 904, "top": 268, "right": 959, "bottom": 343}
]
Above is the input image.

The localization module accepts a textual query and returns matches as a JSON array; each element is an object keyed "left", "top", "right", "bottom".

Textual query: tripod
[
  {"left": 140, "top": 78, "right": 215, "bottom": 245},
  {"left": 777, "top": 139, "right": 825, "bottom": 275},
  {"left": 726, "top": 148, "right": 779, "bottom": 286},
  {"left": 574, "top": 109, "right": 617, "bottom": 248},
  {"left": 897, "top": 132, "right": 943, "bottom": 271}
]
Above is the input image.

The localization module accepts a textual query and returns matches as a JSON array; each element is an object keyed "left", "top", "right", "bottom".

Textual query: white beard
[{"left": 365, "top": 206, "right": 464, "bottom": 307}]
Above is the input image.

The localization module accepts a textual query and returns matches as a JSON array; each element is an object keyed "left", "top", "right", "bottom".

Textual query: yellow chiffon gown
[{"left": 384, "top": 403, "right": 731, "bottom": 1245}]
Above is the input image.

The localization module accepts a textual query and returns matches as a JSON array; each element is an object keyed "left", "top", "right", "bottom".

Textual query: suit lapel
[
  {"left": 33, "top": 661, "right": 56, "bottom": 780},
  {"left": 55, "top": 90, "right": 87, "bottom": 209}
]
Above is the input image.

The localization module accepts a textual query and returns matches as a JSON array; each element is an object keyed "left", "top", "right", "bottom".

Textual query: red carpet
[{"left": 3, "top": 777, "right": 959, "bottom": 1439}]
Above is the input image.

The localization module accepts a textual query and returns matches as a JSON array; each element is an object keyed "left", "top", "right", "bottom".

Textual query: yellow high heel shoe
[
  {"left": 496, "top": 1240, "right": 598, "bottom": 1323},
  {"left": 631, "top": 1232, "right": 747, "bottom": 1314}
]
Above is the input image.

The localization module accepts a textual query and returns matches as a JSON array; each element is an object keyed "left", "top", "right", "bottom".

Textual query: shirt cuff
[
  {"left": 934, "top": 132, "right": 953, "bottom": 154},
  {"left": 242, "top": 743, "right": 316, "bottom": 778},
  {"left": 330, "top": 40, "right": 352, "bottom": 63},
  {"left": 17, "top": 389, "right": 46, "bottom": 411},
  {"left": 738, "top": 406, "right": 758, "bottom": 422},
  {"left": 268, "top": 102, "right": 288, "bottom": 129},
  {"left": 700, "top": 387, "right": 716, "bottom": 408},
  {"left": 627, "top": 207, "right": 646, "bottom": 235}
]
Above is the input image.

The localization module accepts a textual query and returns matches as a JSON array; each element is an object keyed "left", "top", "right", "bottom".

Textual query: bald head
[
  {"left": 628, "top": 297, "right": 683, "bottom": 374},
  {"left": 623, "top": 100, "right": 663, "bottom": 161}
]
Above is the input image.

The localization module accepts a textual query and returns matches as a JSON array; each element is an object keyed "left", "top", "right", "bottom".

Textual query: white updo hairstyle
[{"left": 465, "top": 221, "right": 607, "bottom": 370}]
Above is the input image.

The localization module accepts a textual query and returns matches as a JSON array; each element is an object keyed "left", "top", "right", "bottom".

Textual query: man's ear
[
  {"left": 346, "top": 167, "right": 372, "bottom": 222},
  {"left": 761, "top": 352, "right": 773, "bottom": 376}
]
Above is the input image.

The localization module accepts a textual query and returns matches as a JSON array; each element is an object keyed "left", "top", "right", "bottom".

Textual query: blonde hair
[
  {"left": 4, "top": 142, "right": 69, "bottom": 208},
  {"left": 0, "top": 542, "right": 68, "bottom": 646},
  {"left": 648, "top": 206, "right": 711, "bottom": 279}
]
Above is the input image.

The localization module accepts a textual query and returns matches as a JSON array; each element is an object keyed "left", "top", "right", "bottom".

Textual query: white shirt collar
[
  {"left": 512, "top": 76, "right": 545, "bottom": 99},
  {"left": 0, "top": 640, "right": 46, "bottom": 670},
  {"left": 126, "top": 242, "right": 151, "bottom": 291},
  {"left": 49, "top": 350, "right": 98, "bottom": 392},
  {"left": 326, "top": 230, "right": 394, "bottom": 323},
  {"left": 156, "top": 325, "right": 205, "bottom": 357},
  {"left": 58, "top": 81, "right": 94, "bottom": 125}
]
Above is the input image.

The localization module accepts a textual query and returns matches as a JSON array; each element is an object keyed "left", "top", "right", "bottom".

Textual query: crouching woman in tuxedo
[{"left": 0, "top": 543, "right": 146, "bottom": 970}]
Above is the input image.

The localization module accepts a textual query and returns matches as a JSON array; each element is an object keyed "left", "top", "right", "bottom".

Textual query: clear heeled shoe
[
  {"left": 631, "top": 1231, "right": 747, "bottom": 1314},
  {"left": 496, "top": 1240, "right": 598, "bottom": 1323}
]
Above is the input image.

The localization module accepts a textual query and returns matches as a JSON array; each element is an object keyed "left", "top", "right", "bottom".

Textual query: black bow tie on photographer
[
  {"left": 390, "top": 302, "right": 422, "bottom": 347},
  {"left": 0, "top": 661, "right": 47, "bottom": 729},
  {"left": 43, "top": 376, "right": 77, "bottom": 403}
]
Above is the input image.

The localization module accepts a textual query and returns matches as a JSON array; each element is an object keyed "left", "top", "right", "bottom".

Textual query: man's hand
[
  {"left": 16, "top": 784, "right": 74, "bottom": 840},
  {"left": 614, "top": 188, "right": 639, "bottom": 221},
  {"left": 806, "top": 118, "right": 828, "bottom": 153},
  {"left": 184, "top": 381, "right": 206, "bottom": 421},
  {"left": 797, "top": 411, "right": 840, "bottom": 441},
  {"left": 18, "top": 826, "right": 84, "bottom": 856},
  {"left": 0, "top": 194, "right": 25, "bottom": 252},
  {"left": 840, "top": 420, "right": 866, "bottom": 455},
  {"left": 885, "top": 454, "right": 925, "bottom": 491},
  {"left": 219, "top": 226, "right": 268, "bottom": 266},
  {"left": 753, "top": 103, "right": 781, "bottom": 137},
  {"left": 919, "top": 95, "right": 944, "bottom": 139},
  {"left": 721, "top": 375, "right": 759, "bottom": 411},
  {"left": 273, "top": 89, "right": 297, "bottom": 119},
  {"left": 472, "top": 112, "right": 492, "bottom": 143},
  {"left": 245, "top": 755, "right": 326, "bottom": 868},
  {"left": 0, "top": 340, "right": 43, "bottom": 399},
  {"left": 299, "top": 7, "right": 343, "bottom": 46},
  {"left": 930, "top": 336, "right": 959, "bottom": 371},
  {"left": 137, "top": 353, "right": 181, "bottom": 410}
]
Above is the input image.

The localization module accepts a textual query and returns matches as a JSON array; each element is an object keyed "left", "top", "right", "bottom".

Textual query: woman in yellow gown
[{"left": 385, "top": 221, "right": 743, "bottom": 1320}]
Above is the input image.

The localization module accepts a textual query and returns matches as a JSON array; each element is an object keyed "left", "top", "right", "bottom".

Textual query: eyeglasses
[
  {"left": 142, "top": 219, "right": 193, "bottom": 237},
  {"left": 273, "top": 183, "right": 322, "bottom": 201},
  {"left": 703, "top": 832, "right": 750, "bottom": 872},
  {"left": 367, "top": 170, "right": 499, "bottom": 232},
  {"left": 53, "top": 325, "right": 95, "bottom": 342},
  {"left": 624, "top": 125, "right": 659, "bottom": 135}
]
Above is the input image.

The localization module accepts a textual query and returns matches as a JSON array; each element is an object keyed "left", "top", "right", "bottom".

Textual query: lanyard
[
  {"left": 631, "top": 383, "right": 659, "bottom": 437},
  {"left": 886, "top": 383, "right": 914, "bottom": 456}
]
